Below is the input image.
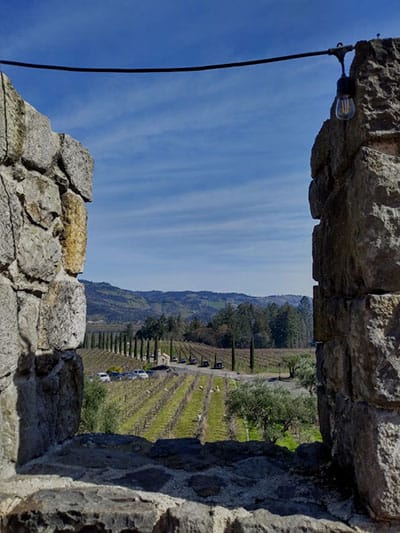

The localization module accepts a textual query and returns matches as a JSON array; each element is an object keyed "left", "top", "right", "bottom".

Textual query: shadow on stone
[{"left": 8, "top": 432, "right": 366, "bottom": 531}]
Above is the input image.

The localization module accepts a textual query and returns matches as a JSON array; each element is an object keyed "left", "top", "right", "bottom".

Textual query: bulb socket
[{"left": 337, "top": 75, "right": 355, "bottom": 98}]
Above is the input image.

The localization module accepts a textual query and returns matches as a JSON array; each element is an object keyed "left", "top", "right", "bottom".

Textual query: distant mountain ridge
[{"left": 82, "top": 280, "right": 310, "bottom": 324}]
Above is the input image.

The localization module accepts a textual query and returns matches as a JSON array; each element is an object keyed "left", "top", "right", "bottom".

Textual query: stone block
[
  {"left": 0, "top": 73, "right": 25, "bottom": 164},
  {"left": 0, "top": 173, "right": 16, "bottom": 269},
  {"left": 313, "top": 288, "right": 352, "bottom": 342},
  {"left": 60, "top": 134, "right": 93, "bottom": 201},
  {"left": 38, "top": 275, "right": 86, "bottom": 351},
  {"left": 352, "top": 402, "right": 400, "bottom": 520},
  {"left": 17, "top": 292, "right": 40, "bottom": 355},
  {"left": 312, "top": 40, "right": 400, "bottom": 181},
  {"left": 346, "top": 147, "right": 400, "bottom": 293},
  {"left": 17, "top": 221, "right": 61, "bottom": 283},
  {"left": 22, "top": 103, "right": 60, "bottom": 172},
  {"left": 309, "top": 168, "right": 331, "bottom": 220},
  {"left": 61, "top": 190, "right": 87, "bottom": 274},
  {"left": 316, "top": 341, "right": 351, "bottom": 396},
  {"left": 349, "top": 294, "right": 400, "bottom": 406},
  {"left": 17, "top": 352, "right": 82, "bottom": 464},
  {"left": 310, "top": 120, "right": 331, "bottom": 178},
  {"left": 21, "top": 171, "right": 61, "bottom": 229},
  {"left": 0, "top": 277, "right": 20, "bottom": 379},
  {"left": 0, "top": 378, "right": 19, "bottom": 466}
]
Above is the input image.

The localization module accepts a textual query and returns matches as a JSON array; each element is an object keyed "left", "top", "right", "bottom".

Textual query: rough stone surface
[
  {"left": 20, "top": 171, "right": 61, "bottom": 229},
  {"left": 0, "top": 73, "right": 91, "bottom": 474},
  {"left": 38, "top": 275, "right": 86, "bottom": 351},
  {"left": 18, "top": 220, "right": 62, "bottom": 283},
  {"left": 0, "top": 73, "right": 25, "bottom": 164},
  {"left": 17, "top": 292, "right": 40, "bottom": 355},
  {"left": 60, "top": 133, "right": 94, "bottom": 201},
  {"left": 0, "top": 435, "right": 369, "bottom": 532},
  {"left": 352, "top": 403, "right": 400, "bottom": 520},
  {"left": 311, "top": 38, "right": 400, "bottom": 520},
  {"left": 0, "top": 174, "right": 16, "bottom": 269},
  {"left": 22, "top": 103, "right": 60, "bottom": 172},
  {"left": 61, "top": 189, "right": 87, "bottom": 274},
  {"left": 0, "top": 278, "right": 20, "bottom": 379}
]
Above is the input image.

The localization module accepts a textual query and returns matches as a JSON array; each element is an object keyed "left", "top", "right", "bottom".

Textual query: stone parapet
[
  {"left": 0, "top": 73, "right": 92, "bottom": 473},
  {"left": 311, "top": 38, "right": 400, "bottom": 520}
]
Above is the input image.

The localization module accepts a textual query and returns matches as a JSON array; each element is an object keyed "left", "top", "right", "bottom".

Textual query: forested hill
[{"left": 82, "top": 279, "right": 310, "bottom": 324}]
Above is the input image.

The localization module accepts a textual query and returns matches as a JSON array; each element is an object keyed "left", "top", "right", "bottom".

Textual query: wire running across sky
[{"left": 0, "top": 45, "right": 354, "bottom": 74}]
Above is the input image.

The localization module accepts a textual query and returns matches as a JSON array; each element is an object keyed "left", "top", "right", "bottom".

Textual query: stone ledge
[{"left": 0, "top": 433, "right": 376, "bottom": 532}]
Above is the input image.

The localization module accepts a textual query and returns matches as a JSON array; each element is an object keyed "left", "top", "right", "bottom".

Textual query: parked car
[
  {"left": 120, "top": 372, "right": 137, "bottom": 381},
  {"left": 170, "top": 356, "right": 178, "bottom": 362},
  {"left": 178, "top": 358, "right": 186, "bottom": 364},
  {"left": 200, "top": 360, "right": 209, "bottom": 367},
  {"left": 96, "top": 372, "right": 111, "bottom": 382},
  {"left": 108, "top": 371, "right": 122, "bottom": 381},
  {"left": 214, "top": 362, "right": 224, "bottom": 369},
  {"left": 132, "top": 369, "right": 149, "bottom": 379},
  {"left": 189, "top": 358, "right": 198, "bottom": 365}
]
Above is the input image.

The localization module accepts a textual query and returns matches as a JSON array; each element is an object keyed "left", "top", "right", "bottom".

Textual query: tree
[
  {"left": 146, "top": 338, "right": 150, "bottom": 362},
  {"left": 134, "top": 336, "right": 138, "bottom": 358},
  {"left": 283, "top": 354, "right": 302, "bottom": 379},
  {"left": 296, "top": 354, "right": 318, "bottom": 395},
  {"left": 226, "top": 380, "right": 317, "bottom": 443},
  {"left": 154, "top": 337, "right": 159, "bottom": 364},
  {"left": 249, "top": 336, "right": 255, "bottom": 372},
  {"left": 123, "top": 334, "right": 127, "bottom": 356},
  {"left": 79, "top": 377, "right": 121, "bottom": 434},
  {"left": 231, "top": 334, "right": 236, "bottom": 372},
  {"left": 140, "top": 337, "right": 144, "bottom": 360},
  {"left": 298, "top": 296, "right": 313, "bottom": 346}
]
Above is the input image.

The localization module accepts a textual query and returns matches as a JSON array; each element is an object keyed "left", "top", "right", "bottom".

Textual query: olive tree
[{"left": 226, "top": 379, "right": 317, "bottom": 443}]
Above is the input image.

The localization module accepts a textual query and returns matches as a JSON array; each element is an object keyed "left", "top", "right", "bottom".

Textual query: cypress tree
[
  {"left": 250, "top": 336, "right": 255, "bottom": 372},
  {"left": 169, "top": 338, "right": 173, "bottom": 357},
  {"left": 123, "top": 334, "right": 127, "bottom": 356},
  {"left": 90, "top": 332, "right": 95, "bottom": 349},
  {"left": 114, "top": 333, "right": 118, "bottom": 353},
  {"left": 118, "top": 333, "right": 123, "bottom": 354},
  {"left": 231, "top": 334, "right": 236, "bottom": 372},
  {"left": 140, "top": 337, "right": 144, "bottom": 360},
  {"left": 146, "top": 338, "right": 150, "bottom": 362},
  {"left": 154, "top": 337, "right": 159, "bottom": 364},
  {"left": 134, "top": 336, "right": 138, "bottom": 358},
  {"left": 129, "top": 335, "right": 133, "bottom": 357}
]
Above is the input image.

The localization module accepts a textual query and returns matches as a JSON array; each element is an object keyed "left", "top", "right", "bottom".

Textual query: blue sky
[{"left": 2, "top": 1, "right": 400, "bottom": 296}]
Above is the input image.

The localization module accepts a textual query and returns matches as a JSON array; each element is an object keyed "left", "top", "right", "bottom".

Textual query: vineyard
[{"left": 79, "top": 348, "right": 320, "bottom": 450}]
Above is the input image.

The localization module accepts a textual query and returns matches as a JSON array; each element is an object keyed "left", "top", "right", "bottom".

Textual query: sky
[{"left": 1, "top": 1, "right": 400, "bottom": 297}]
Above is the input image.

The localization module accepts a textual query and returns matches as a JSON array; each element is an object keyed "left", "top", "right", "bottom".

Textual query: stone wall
[
  {"left": 0, "top": 73, "right": 92, "bottom": 474},
  {"left": 311, "top": 38, "right": 400, "bottom": 520}
]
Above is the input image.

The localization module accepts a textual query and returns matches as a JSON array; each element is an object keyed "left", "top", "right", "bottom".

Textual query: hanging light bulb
[
  {"left": 335, "top": 74, "right": 356, "bottom": 120},
  {"left": 329, "top": 43, "right": 356, "bottom": 121}
]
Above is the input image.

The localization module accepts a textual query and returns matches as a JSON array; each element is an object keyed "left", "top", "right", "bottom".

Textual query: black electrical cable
[{"left": 0, "top": 45, "right": 354, "bottom": 74}]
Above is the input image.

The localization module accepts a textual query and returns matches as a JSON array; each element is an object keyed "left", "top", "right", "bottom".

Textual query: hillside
[{"left": 81, "top": 279, "right": 309, "bottom": 324}]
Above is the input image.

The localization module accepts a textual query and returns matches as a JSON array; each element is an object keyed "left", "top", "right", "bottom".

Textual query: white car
[
  {"left": 97, "top": 372, "right": 111, "bottom": 383},
  {"left": 132, "top": 370, "right": 149, "bottom": 379}
]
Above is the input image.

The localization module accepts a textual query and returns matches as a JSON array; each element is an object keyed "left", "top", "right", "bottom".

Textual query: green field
[{"left": 79, "top": 348, "right": 320, "bottom": 449}]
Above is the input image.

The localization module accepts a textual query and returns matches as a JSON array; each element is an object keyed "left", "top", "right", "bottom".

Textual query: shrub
[{"left": 79, "top": 377, "right": 121, "bottom": 433}]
